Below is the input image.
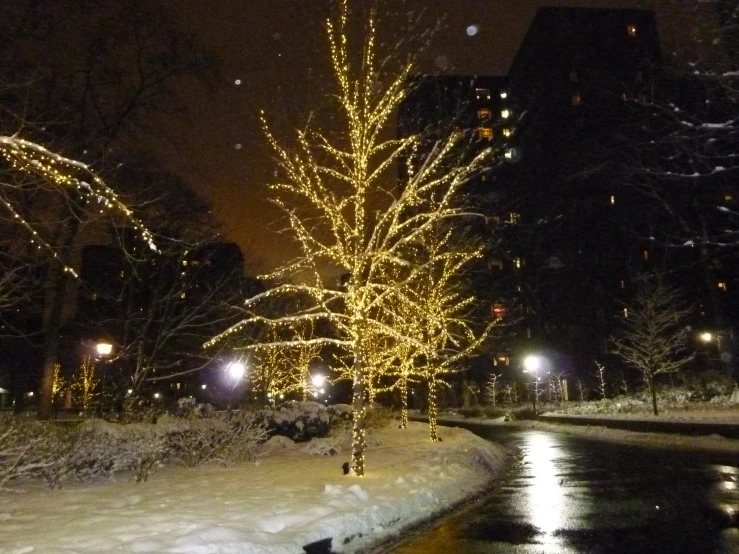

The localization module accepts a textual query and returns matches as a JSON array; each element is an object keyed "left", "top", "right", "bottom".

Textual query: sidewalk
[{"left": 539, "top": 409, "right": 739, "bottom": 439}]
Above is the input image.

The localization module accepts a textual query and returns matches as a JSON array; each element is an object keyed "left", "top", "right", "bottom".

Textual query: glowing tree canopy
[{"left": 206, "top": 0, "right": 497, "bottom": 476}]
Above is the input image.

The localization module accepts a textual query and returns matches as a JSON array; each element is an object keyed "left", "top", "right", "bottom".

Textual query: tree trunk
[
  {"left": 38, "top": 202, "right": 84, "bottom": 420},
  {"left": 650, "top": 377, "right": 659, "bottom": 416},
  {"left": 428, "top": 376, "right": 439, "bottom": 442},
  {"left": 400, "top": 376, "right": 408, "bottom": 429},
  {"left": 350, "top": 351, "right": 366, "bottom": 476}
]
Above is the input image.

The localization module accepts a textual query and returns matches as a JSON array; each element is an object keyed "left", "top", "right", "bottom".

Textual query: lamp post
[
  {"left": 523, "top": 355, "right": 541, "bottom": 413},
  {"left": 96, "top": 340, "right": 113, "bottom": 416}
]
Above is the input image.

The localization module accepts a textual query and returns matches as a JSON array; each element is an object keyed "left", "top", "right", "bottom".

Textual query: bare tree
[
  {"left": 206, "top": 0, "right": 496, "bottom": 475},
  {"left": 611, "top": 276, "right": 695, "bottom": 415}
]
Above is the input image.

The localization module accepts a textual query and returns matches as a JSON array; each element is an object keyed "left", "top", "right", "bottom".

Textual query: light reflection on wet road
[{"left": 390, "top": 425, "right": 739, "bottom": 553}]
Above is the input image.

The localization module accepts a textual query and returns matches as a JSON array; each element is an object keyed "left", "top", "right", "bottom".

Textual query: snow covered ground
[{"left": 0, "top": 421, "right": 505, "bottom": 554}]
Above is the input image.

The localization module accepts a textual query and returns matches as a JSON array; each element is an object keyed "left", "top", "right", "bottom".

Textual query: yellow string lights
[
  {"left": 0, "top": 135, "right": 156, "bottom": 276},
  {"left": 205, "top": 0, "right": 498, "bottom": 476}
]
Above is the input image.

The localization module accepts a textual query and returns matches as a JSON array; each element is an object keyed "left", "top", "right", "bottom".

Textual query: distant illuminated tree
[
  {"left": 611, "top": 277, "right": 695, "bottom": 415},
  {"left": 206, "top": 0, "right": 495, "bottom": 475},
  {"left": 73, "top": 356, "right": 99, "bottom": 412}
]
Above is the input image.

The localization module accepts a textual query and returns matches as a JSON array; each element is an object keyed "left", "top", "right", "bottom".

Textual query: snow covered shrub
[
  {"left": 327, "top": 404, "right": 353, "bottom": 437},
  {"left": 40, "top": 426, "right": 121, "bottom": 489},
  {"left": 219, "top": 411, "right": 270, "bottom": 467},
  {"left": 509, "top": 406, "right": 537, "bottom": 420},
  {"left": 166, "top": 418, "right": 231, "bottom": 468},
  {"left": 302, "top": 436, "right": 342, "bottom": 456},
  {"left": 363, "top": 404, "right": 394, "bottom": 429},
  {"left": 261, "top": 401, "right": 330, "bottom": 442},
  {"left": 0, "top": 416, "right": 49, "bottom": 489},
  {"left": 119, "top": 428, "right": 168, "bottom": 482}
]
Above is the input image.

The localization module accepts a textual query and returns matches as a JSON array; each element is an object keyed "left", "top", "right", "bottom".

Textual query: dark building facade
[{"left": 398, "top": 7, "right": 739, "bottom": 386}]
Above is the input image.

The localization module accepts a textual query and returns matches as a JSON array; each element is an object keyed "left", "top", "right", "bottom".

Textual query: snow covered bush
[
  {"left": 260, "top": 401, "right": 330, "bottom": 442},
  {"left": 0, "top": 416, "right": 49, "bottom": 489},
  {"left": 219, "top": 411, "right": 270, "bottom": 467},
  {"left": 40, "top": 426, "right": 121, "bottom": 489},
  {"left": 363, "top": 404, "right": 395, "bottom": 429},
  {"left": 119, "top": 428, "right": 168, "bottom": 483},
  {"left": 302, "top": 436, "right": 344, "bottom": 456},
  {"left": 166, "top": 418, "right": 231, "bottom": 468}
]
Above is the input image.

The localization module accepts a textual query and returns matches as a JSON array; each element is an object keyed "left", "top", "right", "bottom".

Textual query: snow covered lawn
[{"left": 0, "top": 421, "right": 505, "bottom": 554}]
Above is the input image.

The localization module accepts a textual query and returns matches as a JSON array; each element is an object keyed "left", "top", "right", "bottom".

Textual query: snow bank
[{"left": 0, "top": 421, "right": 504, "bottom": 553}]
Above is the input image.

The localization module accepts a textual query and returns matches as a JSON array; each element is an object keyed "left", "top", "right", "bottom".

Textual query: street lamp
[
  {"left": 523, "top": 355, "right": 542, "bottom": 413},
  {"left": 700, "top": 332, "right": 713, "bottom": 343},
  {"left": 227, "top": 361, "right": 246, "bottom": 381},
  {"left": 311, "top": 374, "right": 325, "bottom": 388},
  {"left": 96, "top": 340, "right": 113, "bottom": 416}
]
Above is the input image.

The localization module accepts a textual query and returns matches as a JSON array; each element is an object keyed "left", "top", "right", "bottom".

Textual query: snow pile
[
  {"left": 0, "top": 421, "right": 504, "bottom": 553},
  {"left": 261, "top": 401, "right": 331, "bottom": 442}
]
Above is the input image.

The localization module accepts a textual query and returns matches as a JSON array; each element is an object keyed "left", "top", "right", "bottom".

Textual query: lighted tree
[
  {"left": 611, "top": 277, "right": 695, "bottom": 415},
  {"left": 251, "top": 324, "right": 322, "bottom": 404},
  {"left": 206, "top": 0, "right": 496, "bottom": 475},
  {"left": 73, "top": 356, "right": 99, "bottom": 412}
]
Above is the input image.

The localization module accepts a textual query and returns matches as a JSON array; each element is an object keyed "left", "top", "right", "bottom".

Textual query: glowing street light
[
  {"left": 311, "top": 374, "right": 325, "bottom": 388},
  {"left": 227, "top": 361, "right": 246, "bottom": 380},
  {"left": 96, "top": 342, "right": 113, "bottom": 357},
  {"left": 523, "top": 355, "right": 543, "bottom": 413},
  {"left": 700, "top": 332, "right": 713, "bottom": 343}
]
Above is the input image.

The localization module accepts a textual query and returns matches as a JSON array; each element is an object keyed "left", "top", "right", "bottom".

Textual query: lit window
[
  {"left": 504, "top": 148, "right": 516, "bottom": 160},
  {"left": 192, "top": 260, "right": 201, "bottom": 267},
  {"left": 642, "top": 250, "right": 649, "bottom": 260},
  {"left": 621, "top": 92, "right": 629, "bottom": 102},
  {"left": 502, "top": 128, "right": 512, "bottom": 137},
  {"left": 569, "top": 70, "right": 578, "bottom": 82},
  {"left": 571, "top": 93, "right": 582, "bottom": 106},
  {"left": 180, "top": 292, "right": 186, "bottom": 299},
  {"left": 492, "top": 303, "right": 506, "bottom": 318},
  {"left": 90, "top": 292, "right": 98, "bottom": 301},
  {"left": 619, "top": 280, "right": 625, "bottom": 289},
  {"left": 475, "top": 87, "right": 491, "bottom": 100},
  {"left": 610, "top": 194, "right": 616, "bottom": 205},
  {"left": 479, "top": 127, "right": 493, "bottom": 139},
  {"left": 623, "top": 307, "right": 629, "bottom": 318},
  {"left": 514, "top": 257, "right": 522, "bottom": 268},
  {"left": 718, "top": 281, "right": 728, "bottom": 291},
  {"left": 501, "top": 109, "right": 511, "bottom": 118},
  {"left": 500, "top": 90, "right": 508, "bottom": 99},
  {"left": 182, "top": 260, "right": 188, "bottom": 266},
  {"left": 627, "top": 24, "right": 637, "bottom": 37},
  {"left": 508, "top": 212, "right": 520, "bottom": 223},
  {"left": 477, "top": 108, "right": 491, "bottom": 119},
  {"left": 176, "top": 383, "right": 181, "bottom": 390},
  {"left": 725, "top": 193, "right": 733, "bottom": 202}
]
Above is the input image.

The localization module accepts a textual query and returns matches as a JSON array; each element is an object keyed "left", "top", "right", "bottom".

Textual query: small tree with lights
[
  {"left": 206, "top": 0, "right": 497, "bottom": 475},
  {"left": 611, "top": 276, "right": 695, "bottom": 415}
]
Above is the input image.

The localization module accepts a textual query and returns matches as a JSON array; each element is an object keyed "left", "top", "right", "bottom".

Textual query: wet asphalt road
[{"left": 390, "top": 424, "right": 739, "bottom": 554}]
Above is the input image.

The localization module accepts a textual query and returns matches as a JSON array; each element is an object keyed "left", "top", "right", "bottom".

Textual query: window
[
  {"left": 513, "top": 257, "right": 522, "bottom": 269},
  {"left": 623, "top": 307, "right": 629, "bottom": 318},
  {"left": 642, "top": 250, "right": 649, "bottom": 261},
  {"left": 718, "top": 281, "right": 728, "bottom": 291},
  {"left": 182, "top": 260, "right": 188, "bottom": 266},
  {"left": 502, "top": 128, "right": 512, "bottom": 137},
  {"left": 724, "top": 193, "right": 733, "bottom": 202},
  {"left": 571, "top": 93, "right": 582, "bottom": 107},
  {"left": 478, "top": 127, "right": 493, "bottom": 139},
  {"left": 610, "top": 194, "right": 616, "bottom": 205},
  {"left": 475, "top": 87, "right": 491, "bottom": 100},
  {"left": 627, "top": 24, "right": 637, "bottom": 37},
  {"left": 508, "top": 212, "right": 520, "bottom": 223},
  {"left": 619, "top": 280, "right": 626, "bottom": 289},
  {"left": 500, "top": 90, "right": 508, "bottom": 99},
  {"left": 477, "top": 108, "right": 491, "bottom": 119},
  {"left": 504, "top": 148, "right": 517, "bottom": 160},
  {"left": 501, "top": 109, "right": 511, "bottom": 119},
  {"left": 620, "top": 92, "right": 629, "bottom": 102},
  {"left": 492, "top": 303, "right": 506, "bottom": 318},
  {"left": 180, "top": 292, "right": 186, "bottom": 299},
  {"left": 569, "top": 70, "right": 578, "bottom": 83}
]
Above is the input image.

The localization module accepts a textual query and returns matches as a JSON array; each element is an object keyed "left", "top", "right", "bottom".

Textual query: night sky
[{"left": 158, "top": 0, "right": 700, "bottom": 271}]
